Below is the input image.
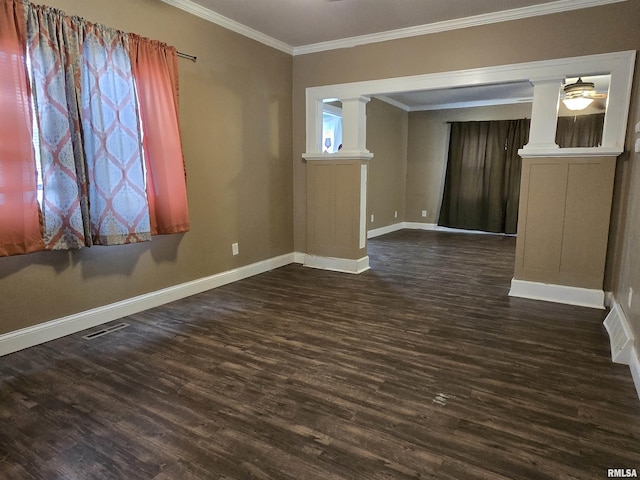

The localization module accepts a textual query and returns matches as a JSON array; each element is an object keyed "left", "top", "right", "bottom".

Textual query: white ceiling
[
  {"left": 189, "top": 0, "right": 561, "bottom": 47},
  {"left": 378, "top": 75, "right": 611, "bottom": 111}
]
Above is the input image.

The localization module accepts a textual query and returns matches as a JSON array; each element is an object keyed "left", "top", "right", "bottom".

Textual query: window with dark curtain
[
  {"left": 438, "top": 119, "right": 529, "bottom": 234},
  {"left": 556, "top": 113, "right": 605, "bottom": 148},
  {"left": 438, "top": 112, "right": 605, "bottom": 235}
]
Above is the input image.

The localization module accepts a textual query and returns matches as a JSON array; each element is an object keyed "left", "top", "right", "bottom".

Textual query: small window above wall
[
  {"left": 557, "top": 74, "right": 610, "bottom": 149},
  {"left": 322, "top": 101, "right": 342, "bottom": 154}
]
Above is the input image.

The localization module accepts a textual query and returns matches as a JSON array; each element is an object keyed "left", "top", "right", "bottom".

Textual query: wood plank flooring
[{"left": 1, "top": 230, "right": 639, "bottom": 479}]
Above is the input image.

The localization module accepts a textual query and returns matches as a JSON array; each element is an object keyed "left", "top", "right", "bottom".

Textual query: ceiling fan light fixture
[{"left": 562, "top": 77, "right": 596, "bottom": 111}]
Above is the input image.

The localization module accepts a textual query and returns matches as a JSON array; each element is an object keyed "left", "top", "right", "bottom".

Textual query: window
[
  {"left": 0, "top": 1, "right": 189, "bottom": 256},
  {"left": 323, "top": 103, "right": 342, "bottom": 153}
]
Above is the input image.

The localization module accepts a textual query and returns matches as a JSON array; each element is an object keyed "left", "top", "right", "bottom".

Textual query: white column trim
[
  {"left": 303, "top": 255, "right": 370, "bottom": 274},
  {"left": 509, "top": 278, "right": 605, "bottom": 309},
  {"left": 304, "top": 51, "right": 635, "bottom": 160},
  {"left": 340, "top": 95, "right": 371, "bottom": 156},
  {"left": 359, "top": 164, "right": 367, "bottom": 249},
  {"left": 521, "top": 77, "right": 562, "bottom": 154}
]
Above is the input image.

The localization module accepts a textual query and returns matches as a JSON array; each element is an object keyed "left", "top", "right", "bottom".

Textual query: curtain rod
[{"left": 177, "top": 51, "right": 197, "bottom": 62}]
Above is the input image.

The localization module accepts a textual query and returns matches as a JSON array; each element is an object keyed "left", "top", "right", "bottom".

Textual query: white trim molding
[
  {"left": 159, "top": 0, "right": 293, "bottom": 54},
  {"left": 403, "top": 222, "right": 512, "bottom": 237},
  {"left": 368, "top": 222, "right": 405, "bottom": 239},
  {"left": 0, "top": 253, "right": 298, "bottom": 357},
  {"left": 368, "top": 222, "right": 515, "bottom": 238},
  {"left": 303, "top": 255, "right": 370, "bottom": 274},
  {"left": 604, "top": 301, "right": 636, "bottom": 364},
  {"left": 293, "top": 0, "right": 627, "bottom": 55},
  {"left": 631, "top": 348, "right": 640, "bottom": 401},
  {"left": 161, "top": 0, "right": 627, "bottom": 59},
  {"left": 604, "top": 296, "right": 640, "bottom": 400},
  {"left": 509, "top": 278, "right": 605, "bottom": 309},
  {"left": 305, "top": 51, "right": 635, "bottom": 159}
]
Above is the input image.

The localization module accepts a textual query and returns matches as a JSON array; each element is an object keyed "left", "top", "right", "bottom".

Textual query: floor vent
[
  {"left": 82, "top": 322, "right": 129, "bottom": 340},
  {"left": 604, "top": 303, "right": 635, "bottom": 365}
]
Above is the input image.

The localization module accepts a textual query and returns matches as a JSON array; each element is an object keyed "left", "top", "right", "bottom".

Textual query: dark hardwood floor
[{"left": 1, "top": 230, "right": 639, "bottom": 479}]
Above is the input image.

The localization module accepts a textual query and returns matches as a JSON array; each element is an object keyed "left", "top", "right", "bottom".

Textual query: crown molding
[
  {"left": 160, "top": 0, "right": 627, "bottom": 57},
  {"left": 159, "top": 0, "right": 293, "bottom": 55},
  {"left": 293, "top": 0, "right": 628, "bottom": 56}
]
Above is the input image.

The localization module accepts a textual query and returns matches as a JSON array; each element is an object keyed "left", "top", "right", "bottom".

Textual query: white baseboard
[
  {"left": 604, "top": 290, "right": 615, "bottom": 308},
  {"left": 367, "top": 222, "right": 404, "bottom": 239},
  {"left": 630, "top": 347, "right": 640, "bottom": 400},
  {"left": 604, "top": 301, "right": 635, "bottom": 364},
  {"left": 604, "top": 296, "right": 640, "bottom": 401},
  {"left": 293, "top": 251, "right": 306, "bottom": 264},
  {"left": 0, "top": 252, "right": 297, "bottom": 357},
  {"left": 303, "top": 254, "right": 370, "bottom": 274},
  {"left": 509, "top": 278, "right": 605, "bottom": 309},
  {"left": 403, "top": 222, "right": 438, "bottom": 231},
  {"left": 403, "top": 222, "right": 514, "bottom": 236}
]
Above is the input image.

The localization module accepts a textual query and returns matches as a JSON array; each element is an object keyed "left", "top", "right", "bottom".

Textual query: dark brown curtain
[
  {"left": 556, "top": 113, "right": 605, "bottom": 148},
  {"left": 438, "top": 119, "right": 529, "bottom": 234}
]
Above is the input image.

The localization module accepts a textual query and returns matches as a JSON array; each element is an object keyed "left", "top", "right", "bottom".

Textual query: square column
[
  {"left": 340, "top": 96, "right": 371, "bottom": 156},
  {"left": 521, "top": 77, "right": 562, "bottom": 155}
]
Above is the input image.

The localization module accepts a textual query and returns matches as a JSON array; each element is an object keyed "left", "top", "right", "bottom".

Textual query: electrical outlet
[
  {"left": 421, "top": 210, "right": 427, "bottom": 218},
  {"left": 371, "top": 214, "right": 374, "bottom": 223},
  {"left": 232, "top": 243, "right": 239, "bottom": 256},
  {"left": 629, "top": 287, "right": 634, "bottom": 309},
  {"left": 394, "top": 211, "right": 398, "bottom": 219}
]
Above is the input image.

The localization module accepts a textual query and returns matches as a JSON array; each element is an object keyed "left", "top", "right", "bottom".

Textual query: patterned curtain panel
[
  {"left": 26, "top": 6, "right": 89, "bottom": 249},
  {"left": 0, "top": 1, "right": 188, "bottom": 257},
  {"left": 130, "top": 35, "right": 190, "bottom": 235},
  {"left": 81, "top": 25, "right": 151, "bottom": 245},
  {"left": 0, "top": 0, "right": 44, "bottom": 256}
]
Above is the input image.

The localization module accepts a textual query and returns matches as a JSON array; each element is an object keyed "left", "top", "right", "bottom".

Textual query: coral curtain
[
  {"left": 130, "top": 34, "right": 190, "bottom": 235},
  {"left": 81, "top": 25, "right": 151, "bottom": 245},
  {"left": 26, "top": 5, "right": 89, "bottom": 249},
  {"left": 0, "top": 0, "right": 44, "bottom": 256},
  {"left": 438, "top": 120, "right": 529, "bottom": 234}
]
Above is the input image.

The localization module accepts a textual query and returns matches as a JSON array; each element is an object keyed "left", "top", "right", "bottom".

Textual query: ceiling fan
[{"left": 562, "top": 77, "right": 607, "bottom": 111}]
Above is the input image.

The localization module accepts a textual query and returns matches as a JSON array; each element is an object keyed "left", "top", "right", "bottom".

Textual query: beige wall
[
  {"left": 0, "top": 0, "right": 293, "bottom": 334},
  {"left": 406, "top": 103, "right": 532, "bottom": 224},
  {"left": 307, "top": 160, "right": 367, "bottom": 260},
  {"left": 366, "top": 99, "right": 408, "bottom": 230},
  {"left": 515, "top": 156, "right": 616, "bottom": 289},
  {"left": 608, "top": 64, "right": 640, "bottom": 340}
]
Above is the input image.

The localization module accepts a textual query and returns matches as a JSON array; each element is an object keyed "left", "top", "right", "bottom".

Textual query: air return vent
[
  {"left": 604, "top": 303, "right": 634, "bottom": 365},
  {"left": 82, "top": 322, "right": 129, "bottom": 340}
]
